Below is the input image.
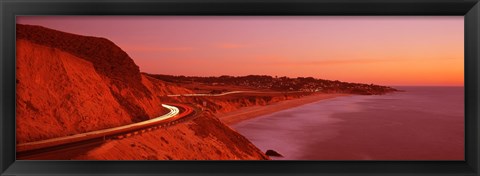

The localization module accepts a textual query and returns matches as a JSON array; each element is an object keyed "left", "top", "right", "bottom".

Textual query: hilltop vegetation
[{"left": 148, "top": 74, "right": 398, "bottom": 95}]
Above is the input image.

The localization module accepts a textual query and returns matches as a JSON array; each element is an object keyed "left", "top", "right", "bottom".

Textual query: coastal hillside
[
  {"left": 16, "top": 24, "right": 268, "bottom": 160},
  {"left": 16, "top": 24, "right": 193, "bottom": 142}
]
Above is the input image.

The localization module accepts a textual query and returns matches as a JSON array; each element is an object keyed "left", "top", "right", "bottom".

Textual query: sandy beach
[
  {"left": 216, "top": 93, "right": 349, "bottom": 125},
  {"left": 232, "top": 87, "right": 464, "bottom": 160}
]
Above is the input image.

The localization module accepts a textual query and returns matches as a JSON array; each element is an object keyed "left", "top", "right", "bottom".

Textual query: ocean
[{"left": 232, "top": 86, "right": 464, "bottom": 160}]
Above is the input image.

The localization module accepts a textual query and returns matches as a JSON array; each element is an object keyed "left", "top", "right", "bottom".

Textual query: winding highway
[
  {"left": 16, "top": 103, "right": 196, "bottom": 159},
  {"left": 17, "top": 90, "right": 305, "bottom": 159},
  {"left": 167, "top": 90, "right": 304, "bottom": 97}
]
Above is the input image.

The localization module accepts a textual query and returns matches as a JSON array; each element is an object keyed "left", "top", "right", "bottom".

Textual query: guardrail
[{"left": 17, "top": 103, "right": 196, "bottom": 153}]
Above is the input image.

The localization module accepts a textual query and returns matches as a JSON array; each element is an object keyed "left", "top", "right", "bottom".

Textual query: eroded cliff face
[
  {"left": 16, "top": 39, "right": 133, "bottom": 143},
  {"left": 16, "top": 39, "right": 196, "bottom": 143},
  {"left": 16, "top": 24, "right": 268, "bottom": 160}
]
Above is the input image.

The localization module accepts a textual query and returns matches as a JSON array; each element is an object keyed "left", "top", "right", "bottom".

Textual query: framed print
[{"left": 1, "top": 0, "right": 479, "bottom": 175}]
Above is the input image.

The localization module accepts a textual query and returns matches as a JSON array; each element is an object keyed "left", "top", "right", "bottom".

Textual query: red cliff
[{"left": 16, "top": 24, "right": 268, "bottom": 160}]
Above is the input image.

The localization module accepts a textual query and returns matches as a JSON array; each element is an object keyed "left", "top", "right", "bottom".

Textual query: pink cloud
[
  {"left": 215, "top": 43, "right": 246, "bottom": 49},
  {"left": 261, "top": 57, "right": 458, "bottom": 66},
  {"left": 252, "top": 56, "right": 395, "bottom": 66},
  {"left": 121, "top": 45, "right": 194, "bottom": 52}
]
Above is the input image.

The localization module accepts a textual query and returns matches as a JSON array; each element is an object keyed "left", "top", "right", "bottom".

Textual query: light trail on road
[
  {"left": 17, "top": 104, "right": 180, "bottom": 150},
  {"left": 167, "top": 90, "right": 304, "bottom": 97}
]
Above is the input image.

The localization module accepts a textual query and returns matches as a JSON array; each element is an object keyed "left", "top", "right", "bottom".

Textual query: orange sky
[{"left": 17, "top": 16, "right": 464, "bottom": 86}]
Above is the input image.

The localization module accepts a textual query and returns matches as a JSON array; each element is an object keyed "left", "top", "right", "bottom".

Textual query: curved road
[
  {"left": 17, "top": 103, "right": 195, "bottom": 159},
  {"left": 167, "top": 90, "right": 304, "bottom": 97},
  {"left": 17, "top": 90, "right": 305, "bottom": 159}
]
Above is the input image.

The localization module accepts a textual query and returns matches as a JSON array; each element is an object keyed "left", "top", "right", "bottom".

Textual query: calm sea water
[{"left": 233, "top": 87, "right": 464, "bottom": 160}]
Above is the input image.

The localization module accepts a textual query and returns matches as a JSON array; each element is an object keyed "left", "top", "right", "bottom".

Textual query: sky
[{"left": 17, "top": 16, "right": 464, "bottom": 86}]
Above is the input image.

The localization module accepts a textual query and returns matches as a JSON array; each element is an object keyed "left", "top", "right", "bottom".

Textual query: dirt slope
[{"left": 76, "top": 115, "right": 269, "bottom": 160}]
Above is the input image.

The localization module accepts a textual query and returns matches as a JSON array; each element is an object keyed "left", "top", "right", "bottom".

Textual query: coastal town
[{"left": 148, "top": 74, "right": 398, "bottom": 95}]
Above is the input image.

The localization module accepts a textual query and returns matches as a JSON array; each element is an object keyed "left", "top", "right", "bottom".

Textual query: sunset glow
[{"left": 17, "top": 16, "right": 464, "bottom": 86}]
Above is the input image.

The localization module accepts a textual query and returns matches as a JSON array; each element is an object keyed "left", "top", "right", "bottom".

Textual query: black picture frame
[{"left": 1, "top": 0, "right": 479, "bottom": 175}]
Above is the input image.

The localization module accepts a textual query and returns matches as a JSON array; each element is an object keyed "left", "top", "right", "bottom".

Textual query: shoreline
[{"left": 216, "top": 93, "right": 350, "bottom": 125}]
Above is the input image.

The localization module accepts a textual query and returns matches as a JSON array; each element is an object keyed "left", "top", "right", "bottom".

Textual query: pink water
[{"left": 233, "top": 87, "right": 464, "bottom": 160}]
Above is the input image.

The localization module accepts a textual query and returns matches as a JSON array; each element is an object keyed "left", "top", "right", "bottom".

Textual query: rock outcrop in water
[{"left": 265, "top": 149, "right": 284, "bottom": 157}]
